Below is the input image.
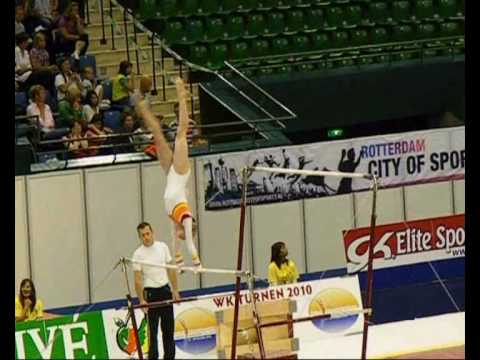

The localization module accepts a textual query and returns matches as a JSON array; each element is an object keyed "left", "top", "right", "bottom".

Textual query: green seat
[
  {"left": 224, "top": 15, "right": 245, "bottom": 40},
  {"left": 204, "top": 16, "right": 224, "bottom": 42},
  {"left": 415, "top": 0, "right": 435, "bottom": 20},
  {"left": 201, "top": 0, "right": 220, "bottom": 14},
  {"left": 310, "top": 32, "right": 330, "bottom": 50},
  {"left": 237, "top": 0, "right": 258, "bottom": 12},
  {"left": 290, "top": 0, "right": 311, "bottom": 7},
  {"left": 439, "top": 21, "right": 462, "bottom": 36},
  {"left": 266, "top": 12, "right": 286, "bottom": 36},
  {"left": 437, "top": 0, "right": 457, "bottom": 18},
  {"left": 222, "top": 0, "right": 240, "bottom": 13},
  {"left": 458, "top": 0, "right": 464, "bottom": 16},
  {"left": 331, "top": 30, "right": 349, "bottom": 48},
  {"left": 392, "top": 24, "right": 414, "bottom": 42},
  {"left": 368, "top": 1, "right": 389, "bottom": 24},
  {"left": 258, "top": 0, "right": 279, "bottom": 9},
  {"left": 344, "top": 5, "right": 362, "bottom": 28},
  {"left": 257, "top": 67, "right": 275, "bottom": 76},
  {"left": 184, "top": 18, "right": 204, "bottom": 44},
  {"left": 270, "top": 36, "right": 290, "bottom": 55},
  {"left": 370, "top": 26, "right": 389, "bottom": 44},
  {"left": 276, "top": 64, "right": 294, "bottom": 74},
  {"left": 285, "top": 10, "right": 305, "bottom": 34},
  {"left": 163, "top": 20, "right": 184, "bottom": 44},
  {"left": 182, "top": 0, "right": 199, "bottom": 15},
  {"left": 291, "top": 34, "right": 311, "bottom": 53},
  {"left": 350, "top": 29, "right": 369, "bottom": 46},
  {"left": 230, "top": 41, "right": 250, "bottom": 60},
  {"left": 416, "top": 23, "right": 437, "bottom": 39},
  {"left": 159, "top": 0, "right": 178, "bottom": 17},
  {"left": 250, "top": 38, "right": 270, "bottom": 57},
  {"left": 304, "top": 7, "right": 324, "bottom": 32},
  {"left": 138, "top": 0, "right": 157, "bottom": 20},
  {"left": 297, "top": 63, "right": 316, "bottom": 72},
  {"left": 189, "top": 44, "right": 209, "bottom": 66},
  {"left": 208, "top": 42, "right": 229, "bottom": 69},
  {"left": 246, "top": 13, "right": 267, "bottom": 38},
  {"left": 392, "top": 1, "right": 412, "bottom": 23},
  {"left": 325, "top": 7, "right": 345, "bottom": 29}
]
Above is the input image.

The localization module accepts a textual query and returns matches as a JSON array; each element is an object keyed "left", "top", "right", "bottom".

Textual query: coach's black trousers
[{"left": 144, "top": 285, "right": 175, "bottom": 359}]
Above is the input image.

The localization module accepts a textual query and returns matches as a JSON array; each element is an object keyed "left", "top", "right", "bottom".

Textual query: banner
[
  {"left": 343, "top": 214, "right": 465, "bottom": 273},
  {"left": 202, "top": 127, "right": 465, "bottom": 210},
  {"left": 15, "top": 276, "right": 363, "bottom": 359}
]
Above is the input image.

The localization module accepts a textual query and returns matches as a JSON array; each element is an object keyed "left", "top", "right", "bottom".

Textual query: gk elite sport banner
[
  {"left": 202, "top": 127, "right": 465, "bottom": 210},
  {"left": 343, "top": 214, "right": 465, "bottom": 273},
  {"left": 15, "top": 276, "right": 363, "bottom": 359}
]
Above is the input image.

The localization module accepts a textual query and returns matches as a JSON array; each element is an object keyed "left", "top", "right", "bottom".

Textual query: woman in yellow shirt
[
  {"left": 15, "top": 279, "right": 44, "bottom": 322},
  {"left": 268, "top": 242, "right": 299, "bottom": 286}
]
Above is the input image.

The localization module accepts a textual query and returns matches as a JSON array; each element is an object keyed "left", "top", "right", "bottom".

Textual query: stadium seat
[
  {"left": 291, "top": 34, "right": 311, "bottom": 53},
  {"left": 415, "top": 0, "right": 435, "bottom": 21},
  {"left": 163, "top": 20, "right": 184, "bottom": 44},
  {"left": 15, "top": 92, "right": 28, "bottom": 110},
  {"left": 250, "top": 38, "right": 270, "bottom": 58},
  {"left": 222, "top": 0, "right": 240, "bottom": 12},
  {"left": 437, "top": 0, "right": 457, "bottom": 19},
  {"left": 350, "top": 28, "right": 369, "bottom": 46},
  {"left": 370, "top": 26, "right": 390, "bottom": 44},
  {"left": 310, "top": 32, "right": 330, "bottom": 51},
  {"left": 102, "top": 80, "right": 113, "bottom": 101},
  {"left": 184, "top": 18, "right": 204, "bottom": 44},
  {"left": 304, "top": 7, "right": 324, "bottom": 32},
  {"left": 290, "top": 0, "right": 310, "bottom": 7},
  {"left": 201, "top": 0, "right": 220, "bottom": 14},
  {"left": 344, "top": 5, "right": 362, "bottom": 28},
  {"left": 103, "top": 111, "right": 122, "bottom": 131},
  {"left": 224, "top": 15, "right": 245, "bottom": 40},
  {"left": 368, "top": 1, "right": 390, "bottom": 25},
  {"left": 204, "top": 16, "right": 225, "bottom": 42},
  {"left": 258, "top": 0, "right": 278, "bottom": 9},
  {"left": 285, "top": 10, "right": 306, "bottom": 34},
  {"left": 182, "top": 0, "right": 199, "bottom": 15},
  {"left": 331, "top": 30, "right": 349, "bottom": 48},
  {"left": 439, "top": 21, "right": 462, "bottom": 37},
  {"left": 257, "top": 67, "right": 275, "bottom": 76},
  {"left": 270, "top": 36, "right": 290, "bottom": 55},
  {"left": 229, "top": 41, "right": 250, "bottom": 60},
  {"left": 392, "top": 1, "right": 413, "bottom": 23},
  {"left": 189, "top": 44, "right": 209, "bottom": 66},
  {"left": 458, "top": 0, "right": 464, "bottom": 16},
  {"left": 265, "top": 12, "right": 286, "bottom": 36},
  {"left": 325, "top": 7, "right": 344, "bottom": 29},
  {"left": 392, "top": 24, "right": 415, "bottom": 42},
  {"left": 78, "top": 55, "right": 97, "bottom": 73},
  {"left": 237, "top": 0, "right": 258, "bottom": 12},
  {"left": 159, "top": 0, "right": 178, "bottom": 17},
  {"left": 276, "top": 64, "right": 294, "bottom": 74},
  {"left": 245, "top": 13, "right": 267, "bottom": 38},
  {"left": 416, "top": 23, "right": 437, "bottom": 39},
  {"left": 207, "top": 42, "right": 229, "bottom": 69}
]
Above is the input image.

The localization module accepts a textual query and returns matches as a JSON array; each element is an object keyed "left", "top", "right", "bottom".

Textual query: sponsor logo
[
  {"left": 174, "top": 308, "right": 217, "bottom": 354},
  {"left": 308, "top": 288, "right": 360, "bottom": 333},
  {"left": 115, "top": 315, "right": 149, "bottom": 355}
]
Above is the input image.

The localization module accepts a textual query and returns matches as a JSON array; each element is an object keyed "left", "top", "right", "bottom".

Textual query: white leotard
[{"left": 164, "top": 166, "right": 191, "bottom": 215}]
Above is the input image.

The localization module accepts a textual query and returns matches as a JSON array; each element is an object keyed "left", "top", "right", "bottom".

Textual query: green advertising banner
[{"left": 15, "top": 311, "right": 109, "bottom": 359}]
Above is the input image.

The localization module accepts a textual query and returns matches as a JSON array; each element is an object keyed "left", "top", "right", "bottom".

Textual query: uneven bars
[
  {"left": 249, "top": 166, "right": 372, "bottom": 180},
  {"left": 122, "top": 257, "right": 251, "bottom": 277}
]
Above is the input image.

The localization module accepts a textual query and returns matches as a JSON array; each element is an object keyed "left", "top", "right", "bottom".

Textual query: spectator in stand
[
  {"left": 15, "top": 5, "right": 26, "bottom": 35},
  {"left": 83, "top": 90, "right": 100, "bottom": 123},
  {"left": 15, "top": 279, "right": 44, "bottom": 322},
  {"left": 166, "top": 102, "right": 201, "bottom": 147},
  {"left": 30, "top": 32, "right": 58, "bottom": 93},
  {"left": 26, "top": 85, "right": 56, "bottom": 133},
  {"left": 268, "top": 242, "right": 299, "bottom": 286},
  {"left": 57, "top": 84, "right": 84, "bottom": 128},
  {"left": 81, "top": 66, "right": 104, "bottom": 102},
  {"left": 112, "top": 60, "right": 135, "bottom": 107},
  {"left": 132, "top": 116, "right": 157, "bottom": 152},
  {"left": 15, "top": 33, "right": 33, "bottom": 91},
  {"left": 86, "top": 113, "right": 113, "bottom": 155},
  {"left": 115, "top": 110, "right": 137, "bottom": 153},
  {"left": 55, "top": 56, "right": 82, "bottom": 101},
  {"left": 130, "top": 75, "right": 152, "bottom": 107},
  {"left": 57, "top": 1, "right": 89, "bottom": 58},
  {"left": 23, "top": 0, "right": 53, "bottom": 34},
  {"left": 62, "top": 119, "right": 89, "bottom": 158}
]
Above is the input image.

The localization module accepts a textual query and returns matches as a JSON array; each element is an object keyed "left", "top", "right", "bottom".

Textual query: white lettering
[
  {"left": 15, "top": 330, "right": 27, "bottom": 359},
  {"left": 28, "top": 326, "right": 58, "bottom": 359},
  {"left": 61, "top": 322, "right": 89, "bottom": 358}
]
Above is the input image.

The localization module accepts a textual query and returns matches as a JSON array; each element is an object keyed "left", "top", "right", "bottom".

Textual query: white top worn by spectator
[
  {"left": 26, "top": 102, "right": 55, "bottom": 130},
  {"left": 132, "top": 127, "right": 153, "bottom": 151},
  {"left": 15, "top": 46, "right": 32, "bottom": 83},
  {"left": 34, "top": 0, "right": 51, "bottom": 18},
  {"left": 82, "top": 104, "right": 99, "bottom": 123},
  {"left": 167, "top": 117, "right": 199, "bottom": 146},
  {"left": 81, "top": 79, "right": 103, "bottom": 99},
  {"left": 15, "top": 21, "right": 25, "bottom": 35},
  {"left": 132, "top": 241, "right": 172, "bottom": 288},
  {"left": 55, "top": 73, "right": 78, "bottom": 101}
]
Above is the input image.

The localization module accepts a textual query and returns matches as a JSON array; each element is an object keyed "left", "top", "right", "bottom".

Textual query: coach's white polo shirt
[{"left": 132, "top": 241, "right": 172, "bottom": 288}]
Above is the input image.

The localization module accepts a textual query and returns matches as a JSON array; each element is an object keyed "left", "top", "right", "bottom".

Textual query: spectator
[
  {"left": 15, "top": 5, "right": 26, "bottom": 35},
  {"left": 83, "top": 90, "right": 100, "bottom": 123},
  {"left": 130, "top": 75, "right": 152, "bottom": 107},
  {"left": 81, "top": 66, "right": 104, "bottom": 101},
  {"left": 62, "top": 119, "right": 89, "bottom": 158},
  {"left": 23, "top": 0, "right": 53, "bottom": 34},
  {"left": 112, "top": 60, "right": 135, "bottom": 107},
  {"left": 57, "top": 1, "right": 89, "bottom": 58},
  {"left": 132, "top": 117, "right": 155, "bottom": 152},
  {"left": 15, "top": 33, "right": 33, "bottom": 91},
  {"left": 166, "top": 102, "right": 200, "bottom": 147},
  {"left": 15, "top": 279, "right": 44, "bottom": 322},
  {"left": 114, "top": 110, "right": 137, "bottom": 153},
  {"left": 55, "top": 56, "right": 82, "bottom": 101},
  {"left": 26, "top": 84, "right": 55, "bottom": 132},
  {"left": 30, "top": 32, "right": 58, "bottom": 92},
  {"left": 57, "top": 84, "right": 84, "bottom": 128},
  {"left": 86, "top": 113, "right": 113, "bottom": 155},
  {"left": 268, "top": 242, "right": 299, "bottom": 286}
]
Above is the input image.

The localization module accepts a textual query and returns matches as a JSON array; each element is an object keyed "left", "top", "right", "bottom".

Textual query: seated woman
[
  {"left": 268, "top": 242, "right": 299, "bottom": 286},
  {"left": 26, "top": 84, "right": 55, "bottom": 133},
  {"left": 29, "top": 32, "right": 58, "bottom": 93},
  {"left": 85, "top": 114, "right": 113, "bottom": 156},
  {"left": 114, "top": 110, "right": 137, "bottom": 153},
  {"left": 62, "top": 119, "right": 89, "bottom": 158},
  {"left": 15, "top": 279, "right": 44, "bottom": 322},
  {"left": 57, "top": 85, "right": 84, "bottom": 128},
  {"left": 55, "top": 57, "right": 82, "bottom": 102},
  {"left": 56, "top": 2, "right": 89, "bottom": 58},
  {"left": 82, "top": 90, "right": 100, "bottom": 123},
  {"left": 112, "top": 60, "right": 135, "bottom": 107},
  {"left": 81, "top": 66, "right": 104, "bottom": 103}
]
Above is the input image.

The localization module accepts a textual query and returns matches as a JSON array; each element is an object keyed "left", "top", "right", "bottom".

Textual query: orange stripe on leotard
[{"left": 170, "top": 202, "right": 192, "bottom": 224}]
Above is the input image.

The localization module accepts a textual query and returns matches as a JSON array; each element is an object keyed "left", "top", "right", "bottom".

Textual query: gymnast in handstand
[{"left": 135, "top": 77, "right": 201, "bottom": 268}]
